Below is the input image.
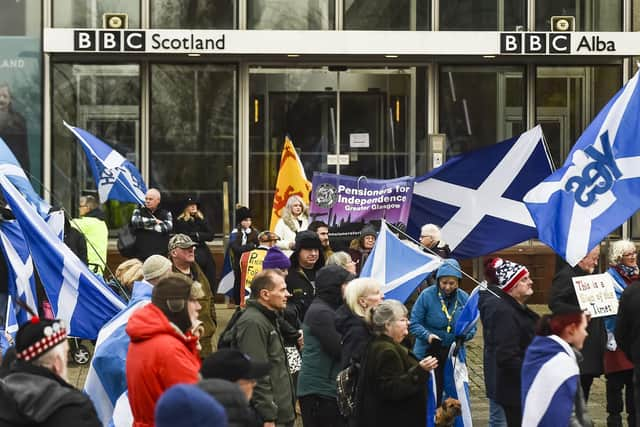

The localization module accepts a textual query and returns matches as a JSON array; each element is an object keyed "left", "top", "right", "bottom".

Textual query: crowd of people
[{"left": 1, "top": 188, "right": 640, "bottom": 427}]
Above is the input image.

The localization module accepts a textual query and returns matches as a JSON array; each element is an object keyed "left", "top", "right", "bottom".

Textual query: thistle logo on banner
[
  {"left": 74, "top": 30, "right": 145, "bottom": 52},
  {"left": 500, "top": 33, "right": 570, "bottom": 54}
]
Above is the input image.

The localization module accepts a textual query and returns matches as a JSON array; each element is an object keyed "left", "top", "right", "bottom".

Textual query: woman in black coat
[
  {"left": 173, "top": 197, "right": 217, "bottom": 293},
  {"left": 357, "top": 300, "right": 438, "bottom": 427}
]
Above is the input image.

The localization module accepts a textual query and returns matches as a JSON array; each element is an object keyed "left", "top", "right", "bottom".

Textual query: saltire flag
[
  {"left": 218, "top": 247, "right": 235, "bottom": 297},
  {"left": 359, "top": 220, "right": 442, "bottom": 302},
  {"left": 0, "top": 174, "right": 126, "bottom": 339},
  {"left": 269, "top": 136, "right": 312, "bottom": 231},
  {"left": 426, "top": 370, "right": 437, "bottom": 427},
  {"left": 64, "top": 122, "right": 147, "bottom": 205},
  {"left": 5, "top": 295, "right": 18, "bottom": 338},
  {"left": 0, "top": 220, "right": 37, "bottom": 325},
  {"left": 443, "top": 285, "right": 481, "bottom": 427},
  {"left": 0, "top": 136, "right": 50, "bottom": 217},
  {"left": 521, "top": 335, "right": 580, "bottom": 427},
  {"left": 84, "top": 281, "right": 152, "bottom": 426},
  {"left": 408, "top": 126, "right": 554, "bottom": 259},
  {"left": 46, "top": 210, "right": 65, "bottom": 241},
  {"left": 110, "top": 391, "right": 133, "bottom": 427},
  {"left": 525, "top": 70, "right": 640, "bottom": 266}
]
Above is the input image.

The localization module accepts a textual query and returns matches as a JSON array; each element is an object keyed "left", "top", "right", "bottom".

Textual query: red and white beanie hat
[{"left": 491, "top": 258, "right": 529, "bottom": 293}]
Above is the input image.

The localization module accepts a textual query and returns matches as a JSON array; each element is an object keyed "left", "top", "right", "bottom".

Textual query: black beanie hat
[
  {"left": 294, "top": 230, "right": 323, "bottom": 251},
  {"left": 152, "top": 274, "right": 193, "bottom": 333},
  {"left": 235, "top": 206, "right": 252, "bottom": 225}
]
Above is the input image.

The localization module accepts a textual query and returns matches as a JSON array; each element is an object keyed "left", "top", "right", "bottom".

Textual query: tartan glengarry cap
[{"left": 16, "top": 317, "right": 68, "bottom": 362}]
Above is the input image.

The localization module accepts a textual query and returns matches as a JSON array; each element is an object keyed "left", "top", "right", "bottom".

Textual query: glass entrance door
[{"left": 249, "top": 67, "right": 411, "bottom": 228}]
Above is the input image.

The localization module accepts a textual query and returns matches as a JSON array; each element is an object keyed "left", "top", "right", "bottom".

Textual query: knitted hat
[
  {"left": 263, "top": 246, "right": 291, "bottom": 270},
  {"left": 235, "top": 206, "right": 252, "bottom": 225},
  {"left": 168, "top": 234, "right": 198, "bottom": 253},
  {"left": 201, "top": 348, "right": 271, "bottom": 382},
  {"left": 142, "top": 255, "right": 172, "bottom": 281},
  {"left": 359, "top": 225, "right": 377, "bottom": 240},
  {"left": 294, "top": 230, "right": 323, "bottom": 251},
  {"left": 491, "top": 258, "right": 529, "bottom": 293},
  {"left": 152, "top": 274, "right": 193, "bottom": 333},
  {"left": 16, "top": 317, "right": 68, "bottom": 362},
  {"left": 156, "top": 384, "right": 228, "bottom": 427},
  {"left": 435, "top": 258, "right": 462, "bottom": 280}
]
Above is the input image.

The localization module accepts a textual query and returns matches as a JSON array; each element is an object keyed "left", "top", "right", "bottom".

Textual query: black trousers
[
  {"left": 633, "top": 366, "right": 640, "bottom": 426},
  {"left": 427, "top": 343, "right": 451, "bottom": 406},
  {"left": 299, "top": 394, "right": 345, "bottom": 427},
  {"left": 502, "top": 404, "right": 522, "bottom": 427},
  {"left": 606, "top": 369, "right": 635, "bottom": 426},
  {"left": 581, "top": 373, "right": 597, "bottom": 402}
]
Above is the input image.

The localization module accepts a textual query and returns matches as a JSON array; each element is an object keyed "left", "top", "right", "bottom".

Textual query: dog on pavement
[{"left": 435, "top": 397, "right": 462, "bottom": 426}]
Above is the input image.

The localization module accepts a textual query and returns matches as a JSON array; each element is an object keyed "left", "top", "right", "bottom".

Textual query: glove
[{"left": 607, "top": 331, "right": 617, "bottom": 351}]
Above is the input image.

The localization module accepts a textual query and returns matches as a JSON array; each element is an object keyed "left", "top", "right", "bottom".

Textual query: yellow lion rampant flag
[{"left": 270, "top": 136, "right": 312, "bottom": 231}]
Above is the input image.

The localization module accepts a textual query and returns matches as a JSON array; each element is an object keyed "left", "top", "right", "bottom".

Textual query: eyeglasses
[{"left": 623, "top": 252, "right": 637, "bottom": 257}]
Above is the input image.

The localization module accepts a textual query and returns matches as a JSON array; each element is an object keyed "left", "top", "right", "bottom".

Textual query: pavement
[{"left": 68, "top": 304, "right": 616, "bottom": 426}]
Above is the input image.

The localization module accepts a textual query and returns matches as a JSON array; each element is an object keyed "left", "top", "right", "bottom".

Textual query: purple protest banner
[{"left": 309, "top": 172, "right": 415, "bottom": 229}]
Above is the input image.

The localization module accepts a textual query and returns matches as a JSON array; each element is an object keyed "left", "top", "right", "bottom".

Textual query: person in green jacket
[
  {"left": 73, "top": 195, "right": 108, "bottom": 274},
  {"left": 234, "top": 269, "right": 297, "bottom": 427}
]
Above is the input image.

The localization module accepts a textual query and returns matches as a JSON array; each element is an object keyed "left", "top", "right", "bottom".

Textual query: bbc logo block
[
  {"left": 74, "top": 30, "right": 145, "bottom": 52},
  {"left": 500, "top": 33, "right": 570, "bottom": 54}
]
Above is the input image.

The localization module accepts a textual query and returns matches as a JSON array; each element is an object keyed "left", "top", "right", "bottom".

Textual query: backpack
[
  {"left": 336, "top": 360, "right": 361, "bottom": 417},
  {"left": 217, "top": 306, "right": 245, "bottom": 349}
]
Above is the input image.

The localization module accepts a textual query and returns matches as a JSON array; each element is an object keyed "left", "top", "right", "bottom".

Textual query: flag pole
[{"left": 384, "top": 220, "right": 500, "bottom": 299}]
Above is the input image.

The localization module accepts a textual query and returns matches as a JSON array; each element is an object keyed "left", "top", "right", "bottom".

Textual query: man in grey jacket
[{"left": 234, "top": 269, "right": 296, "bottom": 427}]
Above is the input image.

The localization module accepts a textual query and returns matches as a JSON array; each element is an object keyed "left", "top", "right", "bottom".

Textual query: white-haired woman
[
  {"left": 326, "top": 251, "right": 357, "bottom": 275},
  {"left": 335, "top": 277, "right": 383, "bottom": 369},
  {"left": 357, "top": 300, "right": 438, "bottom": 427},
  {"left": 604, "top": 239, "right": 637, "bottom": 426},
  {"left": 274, "top": 195, "right": 309, "bottom": 255}
]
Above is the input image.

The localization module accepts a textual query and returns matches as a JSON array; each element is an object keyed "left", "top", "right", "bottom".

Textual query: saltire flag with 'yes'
[
  {"left": 359, "top": 220, "right": 442, "bottom": 302},
  {"left": 408, "top": 126, "right": 554, "bottom": 259},
  {"left": 64, "top": 122, "right": 147, "bottom": 206},
  {"left": 0, "top": 174, "right": 125, "bottom": 339},
  {"left": 525, "top": 70, "right": 640, "bottom": 266}
]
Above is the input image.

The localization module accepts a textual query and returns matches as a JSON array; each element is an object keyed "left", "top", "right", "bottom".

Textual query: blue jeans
[{"left": 489, "top": 398, "right": 507, "bottom": 427}]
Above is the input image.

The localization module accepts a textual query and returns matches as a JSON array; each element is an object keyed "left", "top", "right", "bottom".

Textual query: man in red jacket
[{"left": 126, "top": 274, "right": 203, "bottom": 427}]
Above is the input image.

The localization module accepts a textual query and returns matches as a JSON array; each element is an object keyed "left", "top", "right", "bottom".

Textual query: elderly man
[
  {"left": 419, "top": 223, "right": 451, "bottom": 258},
  {"left": 130, "top": 188, "right": 173, "bottom": 260},
  {"left": 549, "top": 246, "right": 606, "bottom": 402},
  {"left": 0, "top": 316, "right": 101, "bottom": 425},
  {"left": 169, "top": 234, "right": 217, "bottom": 356}
]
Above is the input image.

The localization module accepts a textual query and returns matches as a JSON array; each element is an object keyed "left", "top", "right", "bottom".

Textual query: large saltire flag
[
  {"left": 359, "top": 220, "right": 442, "bottom": 302},
  {"left": 217, "top": 247, "right": 235, "bottom": 297},
  {"left": 269, "top": 136, "right": 312, "bottom": 231},
  {"left": 408, "top": 126, "right": 554, "bottom": 259},
  {"left": 525, "top": 70, "right": 640, "bottom": 266},
  {"left": 0, "top": 220, "right": 37, "bottom": 325},
  {"left": 521, "top": 335, "right": 580, "bottom": 427},
  {"left": 0, "top": 136, "right": 50, "bottom": 217},
  {"left": 64, "top": 122, "right": 147, "bottom": 205},
  {"left": 0, "top": 174, "right": 126, "bottom": 339},
  {"left": 443, "top": 285, "right": 481, "bottom": 427}
]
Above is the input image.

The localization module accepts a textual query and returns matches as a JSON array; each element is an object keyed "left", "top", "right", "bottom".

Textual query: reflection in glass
[
  {"left": 53, "top": 0, "right": 140, "bottom": 28},
  {"left": 535, "top": 0, "right": 621, "bottom": 31},
  {"left": 247, "top": 0, "right": 334, "bottom": 29},
  {"left": 150, "top": 65, "right": 236, "bottom": 235},
  {"left": 439, "top": 66, "right": 525, "bottom": 157},
  {"left": 344, "top": 0, "right": 430, "bottom": 30},
  {"left": 0, "top": 0, "right": 40, "bottom": 36},
  {"left": 52, "top": 64, "right": 141, "bottom": 230},
  {"left": 440, "top": 0, "right": 525, "bottom": 30},
  {"left": 536, "top": 66, "right": 621, "bottom": 167},
  {"left": 151, "top": 0, "right": 235, "bottom": 29}
]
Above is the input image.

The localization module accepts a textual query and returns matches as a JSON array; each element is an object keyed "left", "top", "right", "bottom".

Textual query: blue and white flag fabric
[
  {"left": 64, "top": 122, "right": 147, "bottom": 205},
  {"left": 0, "top": 174, "right": 125, "bottom": 339},
  {"left": 426, "top": 370, "right": 437, "bottom": 427},
  {"left": 84, "top": 281, "right": 152, "bottom": 426},
  {"left": 218, "top": 246, "right": 235, "bottom": 297},
  {"left": 0, "top": 220, "right": 37, "bottom": 325},
  {"left": 525, "top": 71, "right": 640, "bottom": 266},
  {"left": 4, "top": 295, "right": 18, "bottom": 338},
  {"left": 0, "top": 136, "right": 50, "bottom": 217},
  {"left": 408, "top": 126, "right": 554, "bottom": 259},
  {"left": 521, "top": 335, "right": 580, "bottom": 427},
  {"left": 359, "top": 220, "right": 442, "bottom": 302},
  {"left": 110, "top": 391, "right": 133, "bottom": 427},
  {"left": 442, "top": 285, "right": 481, "bottom": 427}
]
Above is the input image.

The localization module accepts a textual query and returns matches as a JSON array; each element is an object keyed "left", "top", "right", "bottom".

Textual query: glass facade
[
  {"left": 150, "top": 64, "right": 236, "bottom": 234},
  {"left": 151, "top": 0, "right": 236, "bottom": 29},
  {"left": 344, "top": 0, "right": 430, "bottom": 30},
  {"left": 536, "top": 0, "right": 622, "bottom": 31},
  {"left": 53, "top": 0, "right": 141, "bottom": 28},
  {"left": 439, "top": 66, "right": 525, "bottom": 157},
  {"left": 247, "top": 0, "right": 334, "bottom": 29},
  {"left": 0, "top": 1, "right": 42, "bottom": 187},
  {"left": 440, "top": 0, "right": 526, "bottom": 30},
  {"left": 51, "top": 64, "right": 141, "bottom": 228}
]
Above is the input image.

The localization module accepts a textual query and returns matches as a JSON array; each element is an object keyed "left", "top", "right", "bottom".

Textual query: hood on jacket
[
  {"left": 335, "top": 304, "right": 366, "bottom": 335},
  {"left": 126, "top": 303, "right": 187, "bottom": 343},
  {"left": 315, "top": 265, "right": 355, "bottom": 309},
  {"left": 85, "top": 207, "right": 106, "bottom": 221}
]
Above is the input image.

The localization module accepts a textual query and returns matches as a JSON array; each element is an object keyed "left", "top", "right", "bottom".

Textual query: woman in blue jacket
[{"left": 409, "top": 258, "right": 476, "bottom": 404}]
